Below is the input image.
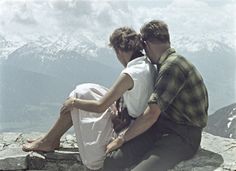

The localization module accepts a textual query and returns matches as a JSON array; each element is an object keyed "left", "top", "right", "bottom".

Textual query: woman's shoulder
[
  {"left": 126, "top": 56, "right": 151, "bottom": 68},
  {"left": 121, "top": 57, "right": 155, "bottom": 78}
]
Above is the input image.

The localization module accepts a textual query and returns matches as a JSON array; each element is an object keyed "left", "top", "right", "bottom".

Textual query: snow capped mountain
[
  {"left": 1, "top": 33, "right": 235, "bottom": 62},
  {"left": 1, "top": 31, "right": 235, "bottom": 113},
  {"left": 0, "top": 33, "right": 102, "bottom": 61},
  {"left": 172, "top": 35, "right": 235, "bottom": 53},
  {"left": 205, "top": 103, "right": 236, "bottom": 139},
  {"left": 0, "top": 0, "right": 235, "bottom": 60},
  {"left": 35, "top": 34, "right": 99, "bottom": 57},
  {"left": 0, "top": 32, "right": 235, "bottom": 114},
  {"left": 0, "top": 35, "right": 21, "bottom": 59}
]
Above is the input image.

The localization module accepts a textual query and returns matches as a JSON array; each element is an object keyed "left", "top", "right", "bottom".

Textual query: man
[{"left": 104, "top": 20, "right": 208, "bottom": 171}]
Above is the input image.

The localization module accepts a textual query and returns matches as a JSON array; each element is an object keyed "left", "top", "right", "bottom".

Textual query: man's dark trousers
[{"left": 103, "top": 115, "right": 202, "bottom": 171}]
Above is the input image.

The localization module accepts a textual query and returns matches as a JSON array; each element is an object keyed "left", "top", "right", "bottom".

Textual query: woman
[{"left": 22, "top": 27, "right": 156, "bottom": 170}]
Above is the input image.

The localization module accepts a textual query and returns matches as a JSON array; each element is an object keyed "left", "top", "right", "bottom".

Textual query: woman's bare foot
[
  {"left": 22, "top": 137, "right": 57, "bottom": 152},
  {"left": 26, "top": 137, "right": 60, "bottom": 150}
]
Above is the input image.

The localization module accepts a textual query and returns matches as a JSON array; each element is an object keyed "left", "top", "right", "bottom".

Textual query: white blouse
[{"left": 121, "top": 56, "right": 156, "bottom": 118}]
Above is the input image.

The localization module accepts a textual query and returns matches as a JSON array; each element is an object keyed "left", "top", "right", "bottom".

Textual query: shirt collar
[
  {"left": 158, "top": 48, "right": 176, "bottom": 65},
  {"left": 126, "top": 56, "right": 146, "bottom": 67}
]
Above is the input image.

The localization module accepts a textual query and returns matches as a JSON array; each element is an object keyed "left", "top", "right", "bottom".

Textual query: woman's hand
[
  {"left": 60, "top": 97, "right": 76, "bottom": 114},
  {"left": 105, "top": 135, "right": 125, "bottom": 154}
]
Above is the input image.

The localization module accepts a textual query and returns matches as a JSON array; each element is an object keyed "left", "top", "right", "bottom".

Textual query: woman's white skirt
[{"left": 69, "top": 83, "right": 115, "bottom": 170}]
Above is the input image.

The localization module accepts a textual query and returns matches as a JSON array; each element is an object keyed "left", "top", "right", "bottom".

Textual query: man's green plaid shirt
[{"left": 148, "top": 48, "right": 208, "bottom": 128}]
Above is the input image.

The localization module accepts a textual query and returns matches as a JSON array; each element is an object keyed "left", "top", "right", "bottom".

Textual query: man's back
[
  {"left": 149, "top": 48, "right": 208, "bottom": 128},
  {"left": 162, "top": 52, "right": 208, "bottom": 128}
]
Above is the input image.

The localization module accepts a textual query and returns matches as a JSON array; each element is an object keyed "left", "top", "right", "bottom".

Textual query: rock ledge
[{"left": 0, "top": 132, "right": 236, "bottom": 171}]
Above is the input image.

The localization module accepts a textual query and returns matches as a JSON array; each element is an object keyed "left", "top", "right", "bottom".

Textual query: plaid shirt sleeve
[{"left": 148, "top": 62, "right": 187, "bottom": 112}]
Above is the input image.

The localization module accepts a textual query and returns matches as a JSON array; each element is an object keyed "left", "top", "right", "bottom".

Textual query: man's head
[{"left": 140, "top": 20, "right": 170, "bottom": 64}]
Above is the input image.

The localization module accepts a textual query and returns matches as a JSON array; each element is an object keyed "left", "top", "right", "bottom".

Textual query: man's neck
[{"left": 155, "top": 44, "right": 170, "bottom": 63}]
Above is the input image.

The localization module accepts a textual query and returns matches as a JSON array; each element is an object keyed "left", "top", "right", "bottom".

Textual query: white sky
[{"left": 0, "top": 0, "right": 235, "bottom": 48}]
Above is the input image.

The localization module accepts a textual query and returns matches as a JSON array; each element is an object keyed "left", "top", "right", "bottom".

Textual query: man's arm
[
  {"left": 106, "top": 103, "right": 161, "bottom": 153},
  {"left": 123, "top": 103, "right": 161, "bottom": 142}
]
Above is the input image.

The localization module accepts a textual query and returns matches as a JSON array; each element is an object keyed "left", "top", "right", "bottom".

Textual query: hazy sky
[{"left": 0, "top": 0, "right": 235, "bottom": 49}]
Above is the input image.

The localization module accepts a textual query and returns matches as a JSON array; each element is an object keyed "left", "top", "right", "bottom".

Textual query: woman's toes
[{"left": 22, "top": 141, "right": 54, "bottom": 152}]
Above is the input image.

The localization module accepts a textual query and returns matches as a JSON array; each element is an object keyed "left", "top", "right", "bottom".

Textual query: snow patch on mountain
[
  {"left": 205, "top": 103, "right": 236, "bottom": 139},
  {"left": 227, "top": 109, "right": 236, "bottom": 128}
]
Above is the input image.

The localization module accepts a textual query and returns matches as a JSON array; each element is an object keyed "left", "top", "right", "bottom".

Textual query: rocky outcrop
[
  {"left": 0, "top": 132, "right": 236, "bottom": 171},
  {"left": 205, "top": 103, "right": 236, "bottom": 139},
  {"left": 0, "top": 132, "right": 83, "bottom": 171},
  {"left": 171, "top": 132, "right": 236, "bottom": 171}
]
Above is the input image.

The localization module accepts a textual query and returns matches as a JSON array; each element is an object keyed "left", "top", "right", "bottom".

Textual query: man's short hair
[{"left": 140, "top": 20, "right": 170, "bottom": 43}]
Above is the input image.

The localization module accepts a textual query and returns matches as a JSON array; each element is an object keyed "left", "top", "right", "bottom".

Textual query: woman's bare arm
[{"left": 70, "top": 73, "right": 133, "bottom": 113}]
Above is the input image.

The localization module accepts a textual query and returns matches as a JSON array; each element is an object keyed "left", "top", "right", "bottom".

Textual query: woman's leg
[{"left": 22, "top": 111, "right": 73, "bottom": 152}]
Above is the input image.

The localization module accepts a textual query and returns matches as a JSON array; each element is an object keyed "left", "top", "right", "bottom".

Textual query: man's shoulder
[
  {"left": 165, "top": 53, "right": 192, "bottom": 69},
  {"left": 165, "top": 52, "right": 188, "bottom": 64},
  {"left": 159, "top": 53, "right": 193, "bottom": 77}
]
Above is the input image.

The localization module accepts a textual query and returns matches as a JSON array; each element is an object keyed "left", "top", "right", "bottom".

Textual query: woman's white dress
[{"left": 69, "top": 57, "right": 156, "bottom": 170}]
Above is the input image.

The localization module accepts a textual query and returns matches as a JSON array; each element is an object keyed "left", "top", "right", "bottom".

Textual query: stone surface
[
  {"left": 0, "top": 143, "right": 4, "bottom": 151},
  {"left": 2, "top": 132, "right": 22, "bottom": 142},
  {"left": 171, "top": 132, "right": 236, "bottom": 171},
  {"left": 0, "top": 132, "right": 236, "bottom": 171},
  {"left": 0, "top": 132, "right": 83, "bottom": 171},
  {"left": 171, "top": 149, "right": 224, "bottom": 171},
  {"left": 27, "top": 152, "right": 46, "bottom": 170},
  {"left": 0, "top": 148, "right": 29, "bottom": 170},
  {"left": 43, "top": 160, "right": 85, "bottom": 171},
  {"left": 44, "top": 149, "right": 81, "bottom": 161}
]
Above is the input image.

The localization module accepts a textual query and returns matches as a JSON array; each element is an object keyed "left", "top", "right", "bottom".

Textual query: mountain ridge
[
  {"left": 0, "top": 34, "right": 235, "bottom": 132},
  {"left": 205, "top": 103, "right": 236, "bottom": 139}
]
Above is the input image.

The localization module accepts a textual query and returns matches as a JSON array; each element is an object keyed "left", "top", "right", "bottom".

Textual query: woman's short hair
[
  {"left": 109, "top": 27, "right": 143, "bottom": 52},
  {"left": 140, "top": 20, "right": 170, "bottom": 43}
]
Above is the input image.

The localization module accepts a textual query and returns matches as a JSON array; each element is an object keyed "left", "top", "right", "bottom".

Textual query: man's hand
[
  {"left": 106, "top": 136, "right": 125, "bottom": 154},
  {"left": 60, "top": 97, "right": 76, "bottom": 114}
]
